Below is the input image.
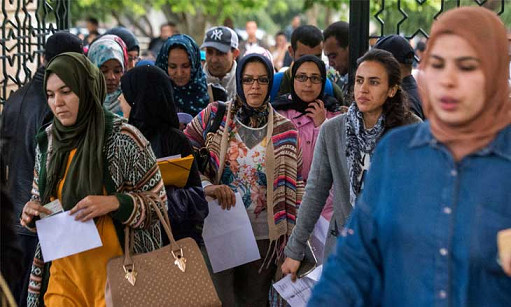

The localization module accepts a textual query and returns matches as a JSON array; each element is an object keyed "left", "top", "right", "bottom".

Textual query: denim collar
[{"left": 409, "top": 121, "right": 511, "bottom": 161}]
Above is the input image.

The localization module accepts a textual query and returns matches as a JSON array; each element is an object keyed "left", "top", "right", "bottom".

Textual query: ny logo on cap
[{"left": 210, "top": 29, "right": 223, "bottom": 41}]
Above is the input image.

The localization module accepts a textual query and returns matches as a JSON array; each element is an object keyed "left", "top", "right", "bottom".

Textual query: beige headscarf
[{"left": 419, "top": 7, "right": 511, "bottom": 161}]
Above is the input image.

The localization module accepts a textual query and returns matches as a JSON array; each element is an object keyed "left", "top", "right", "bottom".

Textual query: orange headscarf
[{"left": 419, "top": 7, "right": 511, "bottom": 161}]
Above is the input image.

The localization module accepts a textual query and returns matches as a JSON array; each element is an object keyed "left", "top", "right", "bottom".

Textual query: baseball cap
[
  {"left": 373, "top": 34, "right": 415, "bottom": 65},
  {"left": 200, "top": 26, "right": 239, "bottom": 53}
]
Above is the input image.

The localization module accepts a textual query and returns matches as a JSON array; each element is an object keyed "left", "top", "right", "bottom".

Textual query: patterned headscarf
[
  {"left": 155, "top": 34, "right": 210, "bottom": 116},
  {"left": 234, "top": 53, "right": 274, "bottom": 128},
  {"left": 345, "top": 103, "right": 385, "bottom": 207},
  {"left": 88, "top": 34, "right": 127, "bottom": 115}
]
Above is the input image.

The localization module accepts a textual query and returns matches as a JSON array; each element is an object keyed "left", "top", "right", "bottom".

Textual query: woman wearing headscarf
[
  {"left": 308, "top": 7, "right": 511, "bottom": 305},
  {"left": 282, "top": 49, "right": 420, "bottom": 280},
  {"left": 105, "top": 27, "right": 140, "bottom": 69},
  {"left": 120, "top": 65, "right": 208, "bottom": 245},
  {"left": 155, "top": 34, "right": 210, "bottom": 116},
  {"left": 185, "top": 53, "right": 304, "bottom": 306},
  {"left": 20, "top": 53, "right": 166, "bottom": 306},
  {"left": 273, "top": 55, "right": 341, "bottom": 220},
  {"left": 88, "top": 34, "right": 128, "bottom": 115}
]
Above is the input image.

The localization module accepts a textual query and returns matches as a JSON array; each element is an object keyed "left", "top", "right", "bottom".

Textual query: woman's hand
[
  {"left": 20, "top": 200, "right": 52, "bottom": 228},
  {"left": 204, "top": 185, "right": 236, "bottom": 210},
  {"left": 70, "top": 195, "right": 120, "bottom": 222},
  {"left": 281, "top": 257, "right": 302, "bottom": 282},
  {"left": 502, "top": 253, "right": 511, "bottom": 276},
  {"left": 498, "top": 229, "right": 511, "bottom": 276},
  {"left": 306, "top": 99, "right": 327, "bottom": 127}
]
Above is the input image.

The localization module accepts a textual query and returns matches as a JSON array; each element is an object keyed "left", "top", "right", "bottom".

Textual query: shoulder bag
[{"left": 105, "top": 193, "right": 221, "bottom": 307}]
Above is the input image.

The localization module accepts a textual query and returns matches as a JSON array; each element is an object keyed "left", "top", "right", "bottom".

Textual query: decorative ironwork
[
  {"left": 370, "top": 0, "right": 507, "bottom": 40},
  {"left": 1, "top": 0, "right": 70, "bottom": 106},
  {"left": 349, "top": 0, "right": 508, "bottom": 83}
]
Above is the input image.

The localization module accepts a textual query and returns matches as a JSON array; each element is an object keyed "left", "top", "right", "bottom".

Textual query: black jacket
[
  {"left": 1, "top": 66, "right": 52, "bottom": 236},
  {"left": 149, "top": 128, "right": 209, "bottom": 246},
  {"left": 402, "top": 75, "right": 424, "bottom": 120}
]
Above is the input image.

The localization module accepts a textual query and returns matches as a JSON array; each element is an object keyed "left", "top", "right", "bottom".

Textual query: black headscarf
[
  {"left": 44, "top": 31, "right": 84, "bottom": 62},
  {"left": 234, "top": 53, "right": 274, "bottom": 128},
  {"left": 273, "top": 55, "right": 337, "bottom": 115},
  {"left": 121, "top": 65, "right": 180, "bottom": 156},
  {"left": 105, "top": 27, "right": 140, "bottom": 52}
]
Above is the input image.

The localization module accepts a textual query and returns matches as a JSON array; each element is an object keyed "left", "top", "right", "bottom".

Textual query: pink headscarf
[{"left": 419, "top": 7, "right": 511, "bottom": 161}]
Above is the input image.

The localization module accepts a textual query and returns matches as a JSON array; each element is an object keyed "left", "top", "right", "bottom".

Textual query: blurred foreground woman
[{"left": 309, "top": 7, "right": 511, "bottom": 306}]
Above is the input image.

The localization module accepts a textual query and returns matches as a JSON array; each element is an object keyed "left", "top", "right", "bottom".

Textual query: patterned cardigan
[
  {"left": 185, "top": 101, "right": 304, "bottom": 264},
  {"left": 27, "top": 116, "right": 167, "bottom": 307}
]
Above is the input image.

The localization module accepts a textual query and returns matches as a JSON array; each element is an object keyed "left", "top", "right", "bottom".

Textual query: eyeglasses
[
  {"left": 294, "top": 74, "right": 323, "bottom": 84},
  {"left": 128, "top": 56, "right": 140, "bottom": 62},
  {"left": 241, "top": 76, "right": 270, "bottom": 85}
]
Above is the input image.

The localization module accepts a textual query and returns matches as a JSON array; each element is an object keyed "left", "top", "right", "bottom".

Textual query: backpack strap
[{"left": 207, "top": 101, "right": 226, "bottom": 135}]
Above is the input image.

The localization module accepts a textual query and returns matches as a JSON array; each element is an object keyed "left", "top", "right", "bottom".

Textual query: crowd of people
[{"left": 1, "top": 5, "right": 510, "bottom": 307}]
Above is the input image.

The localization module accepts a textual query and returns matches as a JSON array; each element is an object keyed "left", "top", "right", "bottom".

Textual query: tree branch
[{"left": 124, "top": 13, "right": 151, "bottom": 37}]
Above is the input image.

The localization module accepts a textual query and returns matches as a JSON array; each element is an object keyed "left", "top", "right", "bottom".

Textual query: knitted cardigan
[
  {"left": 27, "top": 116, "right": 167, "bottom": 307},
  {"left": 185, "top": 101, "right": 304, "bottom": 264}
]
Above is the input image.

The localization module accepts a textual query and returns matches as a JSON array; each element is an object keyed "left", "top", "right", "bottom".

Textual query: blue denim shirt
[{"left": 309, "top": 122, "right": 511, "bottom": 307}]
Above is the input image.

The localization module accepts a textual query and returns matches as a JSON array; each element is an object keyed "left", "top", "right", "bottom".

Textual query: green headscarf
[{"left": 42, "top": 52, "right": 108, "bottom": 210}]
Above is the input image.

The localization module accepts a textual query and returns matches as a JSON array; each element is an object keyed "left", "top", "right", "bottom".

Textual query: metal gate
[
  {"left": 1, "top": 0, "right": 70, "bottom": 106},
  {"left": 349, "top": 0, "right": 509, "bottom": 82},
  {"left": 1, "top": 0, "right": 509, "bottom": 105}
]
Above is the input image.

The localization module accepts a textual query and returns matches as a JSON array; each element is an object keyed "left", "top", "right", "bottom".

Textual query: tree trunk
[
  {"left": 325, "top": 6, "right": 332, "bottom": 26},
  {"left": 123, "top": 13, "right": 152, "bottom": 38},
  {"left": 141, "top": 15, "right": 154, "bottom": 38},
  {"left": 306, "top": 3, "right": 318, "bottom": 26}
]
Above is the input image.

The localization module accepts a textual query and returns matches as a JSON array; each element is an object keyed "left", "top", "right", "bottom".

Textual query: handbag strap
[{"left": 122, "top": 192, "right": 181, "bottom": 267}]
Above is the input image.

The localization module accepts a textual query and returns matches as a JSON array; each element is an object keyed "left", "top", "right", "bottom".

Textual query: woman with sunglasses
[
  {"left": 282, "top": 49, "right": 420, "bottom": 280},
  {"left": 185, "top": 53, "right": 304, "bottom": 306}
]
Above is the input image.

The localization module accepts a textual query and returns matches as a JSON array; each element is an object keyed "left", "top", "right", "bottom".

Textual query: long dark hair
[{"left": 356, "top": 49, "right": 410, "bottom": 131}]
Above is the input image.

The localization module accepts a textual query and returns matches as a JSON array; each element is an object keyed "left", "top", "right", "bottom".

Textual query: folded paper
[
  {"left": 36, "top": 211, "right": 102, "bottom": 262},
  {"left": 157, "top": 154, "right": 194, "bottom": 187}
]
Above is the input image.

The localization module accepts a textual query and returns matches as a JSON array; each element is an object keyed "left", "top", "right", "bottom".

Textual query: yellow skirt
[{"left": 44, "top": 216, "right": 123, "bottom": 307}]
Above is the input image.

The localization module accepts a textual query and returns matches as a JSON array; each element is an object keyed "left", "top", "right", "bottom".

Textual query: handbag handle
[{"left": 122, "top": 192, "right": 182, "bottom": 268}]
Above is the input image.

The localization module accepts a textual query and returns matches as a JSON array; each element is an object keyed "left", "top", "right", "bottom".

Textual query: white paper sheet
[
  {"left": 202, "top": 192, "right": 260, "bottom": 273},
  {"left": 273, "top": 265, "right": 323, "bottom": 307},
  {"left": 36, "top": 211, "right": 102, "bottom": 262},
  {"left": 156, "top": 154, "right": 181, "bottom": 162},
  {"left": 310, "top": 216, "right": 330, "bottom": 264}
]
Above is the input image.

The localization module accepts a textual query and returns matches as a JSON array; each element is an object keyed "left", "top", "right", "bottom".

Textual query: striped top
[
  {"left": 185, "top": 100, "right": 304, "bottom": 263},
  {"left": 27, "top": 115, "right": 166, "bottom": 306}
]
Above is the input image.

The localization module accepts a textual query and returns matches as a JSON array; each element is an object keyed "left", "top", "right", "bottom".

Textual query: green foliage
[
  {"left": 69, "top": 0, "right": 511, "bottom": 37},
  {"left": 304, "top": 0, "right": 348, "bottom": 10},
  {"left": 230, "top": 0, "right": 303, "bottom": 34},
  {"left": 370, "top": 0, "right": 440, "bottom": 38},
  {"left": 70, "top": 0, "right": 147, "bottom": 24},
  {"left": 369, "top": 0, "right": 511, "bottom": 38}
]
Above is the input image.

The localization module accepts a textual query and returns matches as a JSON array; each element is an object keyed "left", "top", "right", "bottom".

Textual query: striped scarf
[{"left": 185, "top": 101, "right": 304, "bottom": 265}]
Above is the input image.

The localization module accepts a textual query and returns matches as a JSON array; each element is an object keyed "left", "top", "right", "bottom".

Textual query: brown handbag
[{"left": 105, "top": 193, "right": 221, "bottom": 307}]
